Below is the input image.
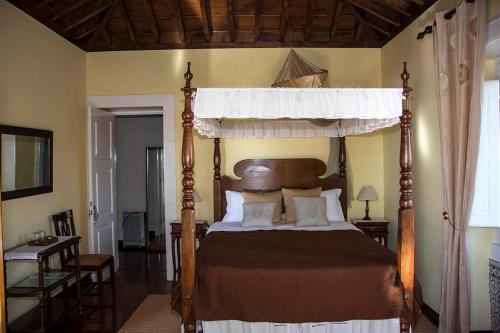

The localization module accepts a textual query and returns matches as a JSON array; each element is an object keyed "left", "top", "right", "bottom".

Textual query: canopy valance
[{"left": 192, "top": 88, "right": 404, "bottom": 138}]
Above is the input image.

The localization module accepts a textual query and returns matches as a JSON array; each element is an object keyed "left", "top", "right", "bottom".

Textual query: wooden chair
[{"left": 51, "top": 210, "right": 116, "bottom": 314}]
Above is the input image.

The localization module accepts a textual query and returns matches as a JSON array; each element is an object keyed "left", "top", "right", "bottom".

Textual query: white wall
[{"left": 116, "top": 116, "right": 163, "bottom": 240}]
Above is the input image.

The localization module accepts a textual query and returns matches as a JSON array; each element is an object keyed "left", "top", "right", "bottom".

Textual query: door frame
[{"left": 86, "top": 94, "right": 176, "bottom": 278}]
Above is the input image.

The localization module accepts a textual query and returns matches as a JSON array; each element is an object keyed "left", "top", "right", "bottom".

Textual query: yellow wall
[
  {"left": 0, "top": 1, "right": 87, "bottom": 321},
  {"left": 382, "top": 0, "right": 498, "bottom": 330},
  {"left": 86, "top": 48, "right": 385, "bottom": 221}
]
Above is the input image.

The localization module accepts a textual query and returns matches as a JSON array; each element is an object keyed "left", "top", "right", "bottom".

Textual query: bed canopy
[{"left": 179, "top": 62, "right": 415, "bottom": 333}]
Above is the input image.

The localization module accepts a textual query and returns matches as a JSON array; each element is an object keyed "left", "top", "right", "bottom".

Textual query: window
[{"left": 470, "top": 81, "right": 500, "bottom": 228}]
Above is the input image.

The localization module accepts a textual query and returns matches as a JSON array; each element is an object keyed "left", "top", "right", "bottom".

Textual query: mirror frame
[{"left": 0, "top": 125, "right": 53, "bottom": 201}]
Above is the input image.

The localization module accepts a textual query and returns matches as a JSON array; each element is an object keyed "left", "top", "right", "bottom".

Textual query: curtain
[{"left": 434, "top": 1, "right": 486, "bottom": 332}]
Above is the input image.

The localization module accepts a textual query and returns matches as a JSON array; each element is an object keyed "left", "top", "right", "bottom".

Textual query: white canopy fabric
[{"left": 193, "top": 88, "right": 403, "bottom": 138}]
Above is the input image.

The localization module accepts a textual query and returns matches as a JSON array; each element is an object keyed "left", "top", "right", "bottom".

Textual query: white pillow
[
  {"left": 321, "top": 189, "right": 345, "bottom": 221},
  {"left": 222, "top": 190, "right": 244, "bottom": 222},
  {"left": 293, "top": 197, "right": 328, "bottom": 227},
  {"left": 242, "top": 203, "right": 275, "bottom": 227}
]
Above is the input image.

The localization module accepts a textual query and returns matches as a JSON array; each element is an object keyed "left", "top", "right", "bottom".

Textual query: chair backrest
[
  {"left": 51, "top": 209, "right": 76, "bottom": 265},
  {"left": 52, "top": 210, "right": 76, "bottom": 237}
]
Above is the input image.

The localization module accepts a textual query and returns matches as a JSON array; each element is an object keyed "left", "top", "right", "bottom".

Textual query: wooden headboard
[{"left": 213, "top": 158, "right": 348, "bottom": 221}]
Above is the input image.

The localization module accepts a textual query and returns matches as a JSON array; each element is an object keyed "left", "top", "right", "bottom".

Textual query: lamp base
[{"left": 363, "top": 200, "right": 371, "bottom": 220}]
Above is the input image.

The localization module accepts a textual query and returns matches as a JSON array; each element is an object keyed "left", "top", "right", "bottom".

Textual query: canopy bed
[{"left": 178, "top": 62, "right": 414, "bottom": 333}]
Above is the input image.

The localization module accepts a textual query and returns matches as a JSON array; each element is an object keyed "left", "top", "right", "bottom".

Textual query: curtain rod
[{"left": 416, "top": 0, "right": 476, "bottom": 40}]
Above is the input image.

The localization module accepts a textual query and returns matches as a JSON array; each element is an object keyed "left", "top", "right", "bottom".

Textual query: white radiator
[{"left": 123, "top": 212, "right": 146, "bottom": 248}]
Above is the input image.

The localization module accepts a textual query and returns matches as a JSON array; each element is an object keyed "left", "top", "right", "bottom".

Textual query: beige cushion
[
  {"left": 242, "top": 203, "right": 276, "bottom": 227},
  {"left": 293, "top": 197, "right": 328, "bottom": 227},
  {"left": 282, "top": 187, "right": 322, "bottom": 222},
  {"left": 243, "top": 190, "right": 283, "bottom": 223}
]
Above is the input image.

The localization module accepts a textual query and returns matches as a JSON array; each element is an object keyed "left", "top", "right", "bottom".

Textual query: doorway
[{"left": 86, "top": 95, "right": 176, "bottom": 279}]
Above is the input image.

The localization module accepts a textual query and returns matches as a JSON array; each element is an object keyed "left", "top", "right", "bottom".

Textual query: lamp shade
[{"left": 356, "top": 186, "right": 378, "bottom": 201}]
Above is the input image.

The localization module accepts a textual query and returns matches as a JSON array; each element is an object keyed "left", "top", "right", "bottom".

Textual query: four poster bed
[{"left": 177, "top": 62, "right": 415, "bottom": 333}]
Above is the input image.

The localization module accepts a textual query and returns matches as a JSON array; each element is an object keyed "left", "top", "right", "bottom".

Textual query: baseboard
[{"left": 421, "top": 303, "right": 439, "bottom": 327}]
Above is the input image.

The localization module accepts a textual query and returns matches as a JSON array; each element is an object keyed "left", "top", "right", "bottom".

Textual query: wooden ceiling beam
[
  {"left": 64, "top": 3, "right": 112, "bottom": 31},
  {"left": 50, "top": 0, "right": 93, "bottom": 22},
  {"left": 367, "top": 22, "right": 391, "bottom": 36},
  {"left": 371, "top": 0, "right": 411, "bottom": 17},
  {"left": 329, "top": 0, "right": 344, "bottom": 41},
  {"left": 279, "top": 0, "right": 288, "bottom": 41},
  {"left": 87, "top": 0, "right": 121, "bottom": 49},
  {"left": 227, "top": 0, "right": 236, "bottom": 42},
  {"left": 145, "top": 0, "right": 160, "bottom": 42},
  {"left": 199, "top": 0, "right": 212, "bottom": 42},
  {"left": 75, "top": 27, "right": 96, "bottom": 40},
  {"left": 254, "top": 0, "right": 261, "bottom": 41},
  {"left": 172, "top": 0, "right": 186, "bottom": 43},
  {"left": 355, "top": 21, "right": 362, "bottom": 41},
  {"left": 349, "top": 0, "right": 400, "bottom": 27},
  {"left": 34, "top": 0, "right": 54, "bottom": 10},
  {"left": 304, "top": 0, "right": 315, "bottom": 41},
  {"left": 119, "top": 0, "right": 137, "bottom": 42},
  {"left": 345, "top": 2, "right": 380, "bottom": 40}
]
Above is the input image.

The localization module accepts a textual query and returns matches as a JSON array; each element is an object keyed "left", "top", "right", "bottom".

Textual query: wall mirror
[{"left": 1, "top": 125, "right": 53, "bottom": 201}]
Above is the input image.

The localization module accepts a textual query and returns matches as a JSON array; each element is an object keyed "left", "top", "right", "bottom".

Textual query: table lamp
[{"left": 356, "top": 186, "right": 378, "bottom": 220}]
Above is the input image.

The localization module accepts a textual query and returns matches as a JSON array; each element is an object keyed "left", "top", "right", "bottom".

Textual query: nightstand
[
  {"left": 351, "top": 218, "right": 389, "bottom": 247},
  {"left": 170, "top": 220, "right": 209, "bottom": 281}
]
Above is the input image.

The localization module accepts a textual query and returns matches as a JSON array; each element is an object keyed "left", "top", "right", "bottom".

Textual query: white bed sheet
[
  {"left": 202, "top": 221, "right": 403, "bottom": 333},
  {"left": 201, "top": 319, "right": 402, "bottom": 333},
  {"left": 207, "top": 220, "right": 361, "bottom": 234}
]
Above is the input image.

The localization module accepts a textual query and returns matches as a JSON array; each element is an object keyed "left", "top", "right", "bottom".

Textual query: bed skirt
[{"left": 201, "top": 318, "right": 402, "bottom": 333}]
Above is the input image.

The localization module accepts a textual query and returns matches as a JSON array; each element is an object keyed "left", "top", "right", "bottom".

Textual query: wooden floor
[{"left": 49, "top": 251, "right": 170, "bottom": 333}]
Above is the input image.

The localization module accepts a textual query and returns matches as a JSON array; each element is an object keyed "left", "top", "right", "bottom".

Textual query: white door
[{"left": 90, "top": 108, "right": 119, "bottom": 269}]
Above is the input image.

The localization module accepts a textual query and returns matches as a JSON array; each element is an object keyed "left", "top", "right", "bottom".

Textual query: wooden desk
[
  {"left": 170, "top": 220, "right": 208, "bottom": 282},
  {"left": 351, "top": 218, "right": 389, "bottom": 247},
  {"left": 4, "top": 236, "right": 82, "bottom": 332}
]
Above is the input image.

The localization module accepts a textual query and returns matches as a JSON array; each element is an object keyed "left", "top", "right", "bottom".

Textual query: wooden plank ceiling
[{"left": 7, "top": 0, "right": 437, "bottom": 51}]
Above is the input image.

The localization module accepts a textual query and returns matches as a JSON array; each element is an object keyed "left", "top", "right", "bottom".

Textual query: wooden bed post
[
  {"left": 181, "top": 62, "right": 196, "bottom": 333},
  {"left": 338, "top": 136, "right": 346, "bottom": 178},
  {"left": 213, "top": 138, "right": 222, "bottom": 221},
  {"left": 398, "top": 62, "right": 414, "bottom": 333}
]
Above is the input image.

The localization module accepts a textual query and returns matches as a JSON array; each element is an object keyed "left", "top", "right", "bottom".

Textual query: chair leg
[
  {"left": 97, "top": 268, "right": 105, "bottom": 317},
  {"left": 109, "top": 260, "right": 116, "bottom": 305}
]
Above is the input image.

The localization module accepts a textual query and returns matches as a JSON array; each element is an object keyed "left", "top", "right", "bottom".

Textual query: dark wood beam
[
  {"left": 344, "top": 1, "right": 379, "bottom": 40},
  {"left": 172, "top": 0, "right": 186, "bottom": 43},
  {"left": 349, "top": 0, "right": 400, "bottom": 27},
  {"left": 87, "top": 0, "right": 121, "bottom": 49},
  {"left": 367, "top": 21, "right": 391, "bottom": 36},
  {"left": 50, "top": 0, "right": 93, "bottom": 22},
  {"left": 64, "top": 3, "right": 112, "bottom": 31},
  {"left": 102, "top": 26, "right": 112, "bottom": 44},
  {"left": 304, "top": 0, "right": 315, "bottom": 41},
  {"left": 254, "top": 0, "right": 261, "bottom": 41},
  {"left": 119, "top": 0, "right": 136, "bottom": 42},
  {"left": 279, "top": 0, "right": 288, "bottom": 41},
  {"left": 355, "top": 21, "right": 362, "bottom": 40},
  {"left": 199, "top": 0, "right": 212, "bottom": 42},
  {"left": 227, "top": 0, "right": 236, "bottom": 42},
  {"left": 329, "top": 0, "right": 344, "bottom": 41},
  {"left": 75, "top": 27, "right": 96, "bottom": 40},
  {"left": 145, "top": 0, "right": 160, "bottom": 42},
  {"left": 371, "top": 0, "right": 411, "bottom": 17},
  {"left": 34, "top": 0, "right": 54, "bottom": 10}
]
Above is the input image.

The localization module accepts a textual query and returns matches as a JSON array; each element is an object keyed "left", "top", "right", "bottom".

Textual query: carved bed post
[
  {"left": 398, "top": 62, "right": 414, "bottom": 333},
  {"left": 338, "top": 136, "right": 346, "bottom": 178},
  {"left": 181, "top": 62, "right": 196, "bottom": 333},
  {"left": 213, "top": 138, "right": 222, "bottom": 221}
]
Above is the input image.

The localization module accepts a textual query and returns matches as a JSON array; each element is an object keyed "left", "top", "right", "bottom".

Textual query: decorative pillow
[
  {"left": 222, "top": 190, "right": 244, "bottom": 222},
  {"left": 242, "top": 203, "right": 276, "bottom": 227},
  {"left": 243, "top": 191, "right": 283, "bottom": 223},
  {"left": 282, "top": 187, "right": 322, "bottom": 222},
  {"left": 293, "top": 197, "right": 328, "bottom": 227},
  {"left": 321, "top": 189, "right": 345, "bottom": 221}
]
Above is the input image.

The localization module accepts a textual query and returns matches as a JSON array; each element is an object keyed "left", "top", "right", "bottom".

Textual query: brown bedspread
[{"left": 193, "top": 230, "right": 407, "bottom": 323}]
